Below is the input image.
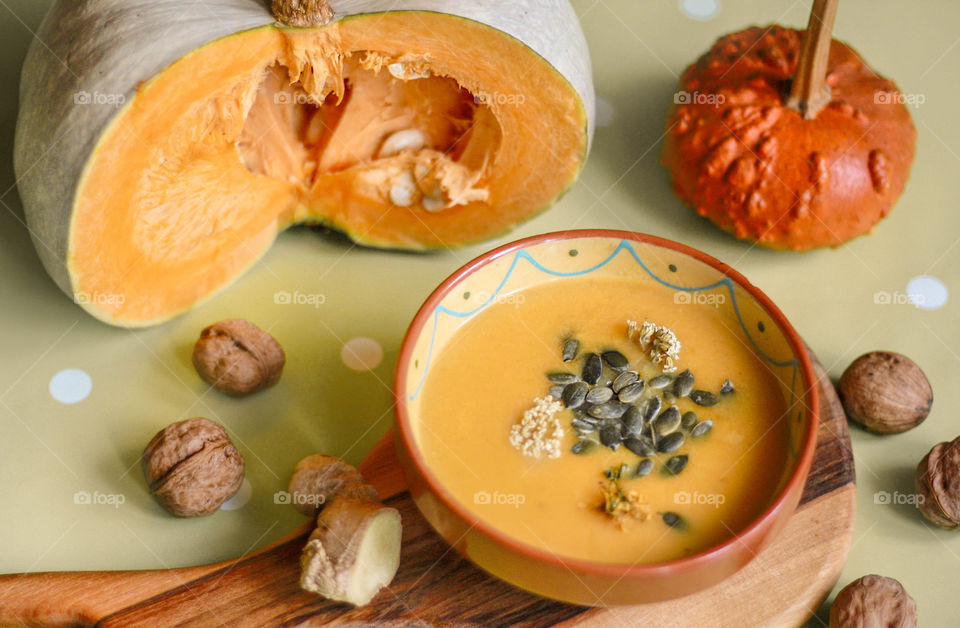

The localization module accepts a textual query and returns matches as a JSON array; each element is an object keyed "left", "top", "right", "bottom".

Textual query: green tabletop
[{"left": 1, "top": 1, "right": 957, "bottom": 625}]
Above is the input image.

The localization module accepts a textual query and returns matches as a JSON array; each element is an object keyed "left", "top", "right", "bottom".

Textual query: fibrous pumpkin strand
[{"left": 272, "top": 0, "right": 335, "bottom": 27}]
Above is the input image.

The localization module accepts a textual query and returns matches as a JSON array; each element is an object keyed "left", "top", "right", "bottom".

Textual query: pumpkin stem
[
  {"left": 272, "top": 0, "right": 335, "bottom": 27},
  {"left": 786, "top": 0, "right": 839, "bottom": 119}
]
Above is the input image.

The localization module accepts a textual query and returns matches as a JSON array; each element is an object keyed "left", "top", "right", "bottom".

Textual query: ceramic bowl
[{"left": 393, "top": 230, "right": 819, "bottom": 606}]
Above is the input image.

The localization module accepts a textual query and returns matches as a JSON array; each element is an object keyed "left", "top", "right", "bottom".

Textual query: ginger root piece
[
  {"left": 287, "top": 454, "right": 401, "bottom": 606},
  {"left": 288, "top": 453, "right": 378, "bottom": 516},
  {"left": 300, "top": 497, "right": 402, "bottom": 606}
]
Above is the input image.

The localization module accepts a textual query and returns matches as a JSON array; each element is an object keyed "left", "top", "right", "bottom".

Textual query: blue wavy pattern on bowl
[{"left": 409, "top": 240, "right": 799, "bottom": 411}]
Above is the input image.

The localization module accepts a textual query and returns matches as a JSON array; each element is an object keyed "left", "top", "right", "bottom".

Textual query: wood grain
[{"left": 0, "top": 352, "right": 854, "bottom": 627}]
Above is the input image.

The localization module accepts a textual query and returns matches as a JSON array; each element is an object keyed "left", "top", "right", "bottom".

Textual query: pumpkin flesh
[{"left": 70, "top": 15, "right": 586, "bottom": 324}]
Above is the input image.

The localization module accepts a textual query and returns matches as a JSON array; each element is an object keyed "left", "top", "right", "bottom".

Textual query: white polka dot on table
[
  {"left": 49, "top": 369, "right": 92, "bottom": 404},
  {"left": 220, "top": 478, "right": 252, "bottom": 511},
  {"left": 907, "top": 275, "right": 948, "bottom": 310},
  {"left": 341, "top": 337, "right": 384, "bottom": 371},
  {"left": 595, "top": 98, "right": 616, "bottom": 128},
  {"left": 680, "top": 0, "right": 720, "bottom": 20}
]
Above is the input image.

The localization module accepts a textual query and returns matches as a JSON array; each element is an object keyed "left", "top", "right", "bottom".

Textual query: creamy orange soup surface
[{"left": 415, "top": 276, "right": 791, "bottom": 564}]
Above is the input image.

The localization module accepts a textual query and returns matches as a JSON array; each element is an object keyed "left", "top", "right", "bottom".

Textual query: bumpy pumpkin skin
[
  {"left": 661, "top": 26, "right": 916, "bottom": 251},
  {"left": 14, "top": 0, "right": 594, "bottom": 326}
]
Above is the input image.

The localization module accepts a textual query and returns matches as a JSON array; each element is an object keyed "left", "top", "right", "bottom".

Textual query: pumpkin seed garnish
[
  {"left": 649, "top": 374, "right": 672, "bottom": 390},
  {"left": 562, "top": 338, "right": 581, "bottom": 362},
  {"left": 586, "top": 386, "right": 614, "bottom": 404},
  {"left": 658, "top": 431, "right": 685, "bottom": 453},
  {"left": 641, "top": 395, "right": 662, "bottom": 422},
  {"left": 599, "top": 423, "right": 622, "bottom": 450},
  {"left": 620, "top": 406, "right": 643, "bottom": 438},
  {"left": 661, "top": 511, "right": 686, "bottom": 529},
  {"left": 561, "top": 381, "right": 589, "bottom": 408},
  {"left": 691, "top": 419, "right": 714, "bottom": 438},
  {"left": 582, "top": 353, "right": 602, "bottom": 385},
  {"left": 571, "top": 417, "right": 598, "bottom": 434},
  {"left": 538, "top": 331, "right": 737, "bottom": 528},
  {"left": 588, "top": 400, "right": 630, "bottom": 420},
  {"left": 624, "top": 436, "right": 656, "bottom": 457},
  {"left": 601, "top": 350, "right": 629, "bottom": 371},
  {"left": 689, "top": 390, "right": 719, "bottom": 407},
  {"left": 664, "top": 454, "right": 688, "bottom": 476},
  {"left": 653, "top": 406, "right": 682, "bottom": 436},
  {"left": 673, "top": 369, "right": 694, "bottom": 397},
  {"left": 635, "top": 458, "right": 654, "bottom": 477},
  {"left": 612, "top": 370, "right": 639, "bottom": 393},
  {"left": 548, "top": 371, "right": 579, "bottom": 384},
  {"left": 571, "top": 439, "right": 595, "bottom": 454},
  {"left": 618, "top": 381, "right": 645, "bottom": 403}
]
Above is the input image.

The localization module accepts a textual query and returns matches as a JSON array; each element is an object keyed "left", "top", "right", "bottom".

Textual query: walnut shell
[
  {"left": 829, "top": 575, "right": 917, "bottom": 628},
  {"left": 927, "top": 436, "right": 960, "bottom": 523},
  {"left": 142, "top": 417, "right": 245, "bottom": 517},
  {"left": 915, "top": 442, "right": 958, "bottom": 529},
  {"left": 288, "top": 454, "right": 378, "bottom": 517},
  {"left": 192, "top": 319, "right": 285, "bottom": 397},
  {"left": 837, "top": 352, "right": 932, "bottom": 434}
]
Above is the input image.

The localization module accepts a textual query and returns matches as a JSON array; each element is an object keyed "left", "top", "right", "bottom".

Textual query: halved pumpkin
[{"left": 15, "top": 0, "right": 593, "bottom": 326}]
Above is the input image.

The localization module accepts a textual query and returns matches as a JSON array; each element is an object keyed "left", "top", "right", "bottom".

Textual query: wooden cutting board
[{"left": 0, "top": 352, "right": 855, "bottom": 627}]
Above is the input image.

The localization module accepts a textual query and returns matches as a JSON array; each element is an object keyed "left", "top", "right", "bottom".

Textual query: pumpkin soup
[{"left": 414, "top": 275, "right": 791, "bottom": 564}]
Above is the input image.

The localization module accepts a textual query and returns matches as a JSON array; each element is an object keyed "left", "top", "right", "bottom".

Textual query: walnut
[
  {"left": 829, "top": 574, "right": 917, "bottom": 627},
  {"left": 915, "top": 436, "right": 960, "bottom": 528},
  {"left": 287, "top": 454, "right": 378, "bottom": 517},
  {"left": 837, "top": 352, "right": 932, "bottom": 434},
  {"left": 192, "top": 319, "right": 285, "bottom": 397},
  {"left": 142, "top": 417, "right": 245, "bottom": 517}
]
